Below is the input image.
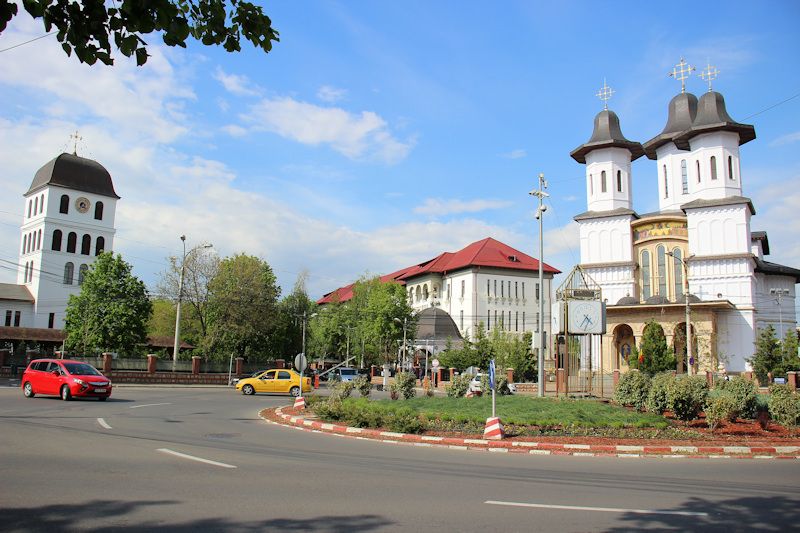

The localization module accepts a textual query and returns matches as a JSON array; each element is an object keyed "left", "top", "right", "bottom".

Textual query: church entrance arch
[{"left": 612, "top": 324, "right": 634, "bottom": 369}]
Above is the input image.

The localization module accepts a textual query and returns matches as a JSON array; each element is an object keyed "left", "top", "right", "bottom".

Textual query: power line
[{"left": 0, "top": 32, "right": 55, "bottom": 54}]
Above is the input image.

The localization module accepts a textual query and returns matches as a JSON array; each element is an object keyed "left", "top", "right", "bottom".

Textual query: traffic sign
[
  {"left": 488, "top": 359, "right": 496, "bottom": 391},
  {"left": 295, "top": 353, "right": 307, "bottom": 372},
  {"left": 431, "top": 358, "right": 440, "bottom": 369}
]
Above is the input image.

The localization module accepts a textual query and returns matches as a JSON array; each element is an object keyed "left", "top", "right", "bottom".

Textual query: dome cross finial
[
  {"left": 700, "top": 61, "right": 720, "bottom": 92},
  {"left": 69, "top": 130, "right": 83, "bottom": 155},
  {"left": 669, "top": 57, "right": 695, "bottom": 93},
  {"left": 596, "top": 78, "right": 614, "bottom": 110}
]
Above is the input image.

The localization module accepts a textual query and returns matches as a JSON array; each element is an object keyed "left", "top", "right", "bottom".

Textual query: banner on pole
[{"left": 489, "top": 359, "right": 496, "bottom": 391}]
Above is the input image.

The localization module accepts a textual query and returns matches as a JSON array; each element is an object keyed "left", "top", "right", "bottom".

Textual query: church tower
[{"left": 17, "top": 149, "right": 119, "bottom": 329}]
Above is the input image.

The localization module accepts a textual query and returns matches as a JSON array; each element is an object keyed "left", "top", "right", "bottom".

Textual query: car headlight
[{"left": 73, "top": 378, "right": 85, "bottom": 385}]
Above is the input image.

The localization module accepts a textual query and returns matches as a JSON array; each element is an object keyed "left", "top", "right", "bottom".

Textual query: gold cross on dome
[
  {"left": 669, "top": 57, "right": 695, "bottom": 93},
  {"left": 700, "top": 62, "right": 720, "bottom": 92},
  {"left": 69, "top": 130, "right": 82, "bottom": 155},
  {"left": 596, "top": 79, "right": 614, "bottom": 110}
]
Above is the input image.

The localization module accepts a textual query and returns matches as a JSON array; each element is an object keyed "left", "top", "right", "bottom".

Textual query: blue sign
[{"left": 488, "top": 359, "right": 496, "bottom": 391}]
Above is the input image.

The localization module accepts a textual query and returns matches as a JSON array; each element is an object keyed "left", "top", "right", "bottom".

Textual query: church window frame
[
  {"left": 94, "top": 201, "right": 104, "bottom": 220},
  {"left": 641, "top": 250, "right": 652, "bottom": 300},
  {"left": 66, "top": 232, "right": 77, "bottom": 253},
  {"left": 60, "top": 194, "right": 70, "bottom": 214},
  {"left": 617, "top": 170, "right": 623, "bottom": 192},
  {"left": 710, "top": 156, "right": 718, "bottom": 180},
  {"left": 460, "top": 310, "right": 464, "bottom": 330},
  {"left": 672, "top": 247, "right": 683, "bottom": 300},
  {"left": 522, "top": 311, "right": 526, "bottom": 332},
  {"left": 14, "top": 311, "right": 20, "bottom": 327},
  {"left": 696, "top": 160, "right": 701, "bottom": 183},
  {"left": 727, "top": 156, "right": 734, "bottom": 180},
  {"left": 487, "top": 279, "right": 490, "bottom": 297},
  {"left": 656, "top": 245, "right": 667, "bottom": 296},
  {"left": 22, "top": 234, "right": 27, "bottom": 255},
  {"left": 589, "top": 174, "right": 593, "bottom": 195},
  {"left": 81, "top": 234, "right": 91, "bottom": 255},
  {"left": 681, "top": 160, "right": 688, "bottom": 194},
  {"left": 5, "top": 310, "right": 11, "bottom": 327},
  {"left": 40, "top": 194, "right": 45, "bottom": 214},
  {"left": 663, "top": 165, "right": 669, "bottom": 198},
  {"left": 52, "top": 230, "right": 62, "bottom": 251},
  {"left": 601, "top": 170, "right": 607, "bottom": 193},
  {"left": 461, "top": 280, "right": 465, "bottom": 298},
  {"left": 27, "top": 200, "right": 32, "bottom": 218},
  {"left": 24, "top": 262, "right": 29, "bottom": 282},
  {"left": 34, "top": 196, "right": 39, "bottom": 216},
  {"left": 78, "top": 264, "right": 89, "bottom": 285},
  {"left": 37, "top": 229, "right": 42, "bottom": 250},
  {"left": 63, "top": 262, "right": 74, "bottom": 285}
]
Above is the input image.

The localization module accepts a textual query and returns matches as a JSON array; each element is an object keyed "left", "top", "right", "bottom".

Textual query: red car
[{"left": 22, "top": 358, "right": 112, "bottom": 401}]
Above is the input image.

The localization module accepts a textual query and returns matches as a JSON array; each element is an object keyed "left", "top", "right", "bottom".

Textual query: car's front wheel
[
  {"left": 242, "top": 384, "right": 255, "bottom": 395},
  {"left": 23, "top": 382, "right": 35, "bottom": 398},
  {"left": 290, "top": 386, "right": 300, "bottom": 397},
  {"left": 60, "top": 385, "right": 72, "bottom": 401}
]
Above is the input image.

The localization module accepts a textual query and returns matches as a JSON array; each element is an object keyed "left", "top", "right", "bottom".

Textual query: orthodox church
[{"left": 571, "top": 60, "right": 799, "bottom": 374}]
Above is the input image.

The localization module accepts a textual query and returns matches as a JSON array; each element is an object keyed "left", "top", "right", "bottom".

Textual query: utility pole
[
  {"left": 172, "top": 236, "right": 212, "bottom": 372},
  {"left": 668, "top": 251, "right": 693, "bottom": 374},
  {"left": 770, "top": 288, "right": 790, "bottom": 341},
  {"left": 530, "top": 172, "right": 548, "bottom": 397}
]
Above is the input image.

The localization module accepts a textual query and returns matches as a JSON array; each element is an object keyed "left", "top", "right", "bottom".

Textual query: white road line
[
  {"left": 129, "top": 402, "right": 172, "bottom": 409},
  {"left": 157, "top": 448, "right": 237, "bottom": 469},
  {"left": 484, "top": 501, "right": 708, "bottom": 517},
  {"left": 97, "top": 418, "right": 112, "bottom": 429}
]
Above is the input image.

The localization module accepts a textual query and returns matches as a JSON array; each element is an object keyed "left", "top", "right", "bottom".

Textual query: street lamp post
[
  {"left": 300, "top": 311, "right": 317, "bottom": 394},
  {"left": 667, "top": 251, "right": 693, "bottom": 375},
  {"left": 770, "top": 288, "right": 790, "bottom": 341},
  {"left": 394, "top": 317, "right": 408, "bottom": 370},
  {"left": 530, "top": 173, "right": 548, "bottom": 397},
  {"left": 172, "top": 236, "right": 212, "bottom": 372}
]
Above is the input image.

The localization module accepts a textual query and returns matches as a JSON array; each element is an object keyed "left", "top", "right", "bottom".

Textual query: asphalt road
[{"left": 1, "top": 384, "right": 799, "bottom": 532}]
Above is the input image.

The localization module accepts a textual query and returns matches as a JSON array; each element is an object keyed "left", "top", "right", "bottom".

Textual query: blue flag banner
[{"left": 489, "top": 359, "right": 495, "bottom": 391}]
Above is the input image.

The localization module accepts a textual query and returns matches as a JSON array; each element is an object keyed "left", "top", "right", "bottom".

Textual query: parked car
[
  {"left": 21, "top": 358, "right": 112, "bottom": 401},
  {"left": 231, "top": 369, "right": 268, "bottom": 385},
  {"left": 468, "top": 373, "right": 516, "bottom": 394},
  {"left": 235, "top": 369, "right": 312, "bottom": 397},
  {"left": 334, "top": 367, "right": 359, "bottom": 383}
]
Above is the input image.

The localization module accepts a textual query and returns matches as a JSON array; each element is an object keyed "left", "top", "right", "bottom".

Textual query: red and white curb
[{"left": 261, "top": 406, "right": 800, "bottom": 460}]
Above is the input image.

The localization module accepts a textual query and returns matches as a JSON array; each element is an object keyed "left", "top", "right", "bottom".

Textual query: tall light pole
[
  {"left": 530, "top": 173, "right": 548, "bottom": 397},
  {"left": 300, "top": 311, "right": 317, "bottom": 392},
  {"left": 172, "top": 236, "right": 212, "bottom": 372},
  {"left": 770, "top": 288, "right": 790, "bottom": 341},
  {"left": 394, "top": 317, "right": 408, "bottom": 370},
  {"left": 667, "top": 251, "right": 693, "bottom": 375}
]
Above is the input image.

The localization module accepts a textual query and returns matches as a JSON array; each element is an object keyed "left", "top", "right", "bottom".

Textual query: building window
[
  {"left": 446, "top": 283, "right": 451, "bottom": 300},
  {"left": 522, "top": 282, "right": 525, "bottom": 299},
  {"left": 40, "top": 194, "right": 45, "bottom": 213},
  {"left": 63, "top": 262, "right": 74, "bottom": 285},
  {"left": 81, "top": 234, "right": 91, "bottom": 255},
  {"left": 728, "top": 156, "right": 734, "bottom": 180},
  {"left": 657, "top": 245, "right": 667, "bottom": 296},
  {"left": 460, "top": 310, "right": 464, "bottom": 330},
  {"left": 48, "top": 313, "right": 55, "bottom": 329},
  {"left": 94, "top": 201, "right": 104, "bottom": 220},
  {"left": 22, "top": 234, "right": 26, "bottom": 255},
  {"left": 34, "top": 196, "right": 39, "bottom": 215},
  {"left": 617, "top": 170, "right": 623, "bottom": 192},
  {"left": 78, "top": 264, "right": 88, "bottom": 284},
  {"left": 461, "top": 280, "right": 465, "bottom": 298},
  {"left": 487, "top": 279, "right": 490, "bottom": 297},
  {"left": 536, "top": 282, "right": 540, "bottom": 301},
  {"left": 641, "top": 250, "right": 651, "bottom": 300},
  {"left": 28, "top": 261, "right": 34, "bottom": 282},
  {"left": 52, "top": 230, "right": 62, "bottom": 251},
  {"left": 37, "top": 229, "right": 42, "bottom": 250},
  {"left": 672, "top": 247, "right": 683, "bottom": 299},
  {"left": 60, "top": 194, "right": 69, "bottom": 214},
  {"left": 4, "top": 310, "right": 11, "bottom": 326},
  {"left": 601, "top": 170, "right": 607, "bottom": 193},
  {"left": 67, "top": 232, "right": 77, "bottom": 253},
  {"left": 494, "top": 310, "right": 498, "bottom": 329},
  {"left": 696, "top": 160, "right": 701, "bottom": 183},
  {"left": 681, "top": 160, "right": 688, "bottom": 194},
  {"left": 710, "top": 156, "right": 718, "bottom": 180},
  {"left": 535, "top": 312, "right": 540, "bottom": 332},
  {"left": 27, "top": 200, "right": 32, "bottom": 218},
  {"left": 515, "top": 311, "right": 519, "bottom": 332},
  {"left": 494, "top": 280, "right": 497, "bottom": 297},
  {"left": 515, "top": 281, "right": 518, "bottom": 299},
  {"left": 14, "top": 311, "right": 20, "bottom": 327},
  {"left": 663, "top": 165, "right": 669, "bottom": 198},
  {"left": 589, "top": 174, "right": 593, "bottom": 195},
  {"left": 24, "top": 262, "right": 29, "bottom": 282},
  {"left": 501, "top": 280, "right": 504, "bottom": 298},
  {"left": 487, "top": 311, "right": 490, "bottom": 331},
  {"left": 522, "top": 311, "right": 526, "bottom": 332}
]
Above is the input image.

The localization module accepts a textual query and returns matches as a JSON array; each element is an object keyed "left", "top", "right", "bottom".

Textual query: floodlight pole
[
  {"left": 668, "top": 251, "right": 693, "bottom": 375},
  {"left": 530, "top": 173, "right": 549, "bottom": 397}
]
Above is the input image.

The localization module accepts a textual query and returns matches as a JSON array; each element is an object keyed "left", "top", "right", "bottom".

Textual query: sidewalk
[{"left": 263, "top": 405, "right": 800, "bottom": 460}]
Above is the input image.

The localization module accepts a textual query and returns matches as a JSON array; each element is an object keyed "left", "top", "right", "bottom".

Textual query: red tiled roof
[{"left": 317, "top": 237, "right": 560, "bottom": 305}]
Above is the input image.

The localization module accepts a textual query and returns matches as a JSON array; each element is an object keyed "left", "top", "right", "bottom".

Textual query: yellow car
[{"left": 235, "top": 369, "right": 312, "bottom": 397}]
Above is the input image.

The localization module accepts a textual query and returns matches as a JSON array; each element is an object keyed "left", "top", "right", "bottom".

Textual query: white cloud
[
  {"left": 414, "top": 198, "right": 513, "bottom": 216},
  {"left": 770, "top": 131, "right": 800, "bottom": 147},
  {"left": 501, "top": 149, "right": 527, "bottom": 159},
  {"left": 213, "top": 67, "right": 261, "bottom": 97},
  {"left": 241, "top": 96, "right": 415, "bottom": 164},
  {"left": 221, "top": 124, "right": 248, "bottom": 137},
  {"left": 317, "top": 85, "right": 347, "bottom": 103}
]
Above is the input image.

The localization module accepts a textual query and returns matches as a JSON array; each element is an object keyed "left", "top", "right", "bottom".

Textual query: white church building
[{"left": 570, "top": 63, "right": 799, "bottom": 374}]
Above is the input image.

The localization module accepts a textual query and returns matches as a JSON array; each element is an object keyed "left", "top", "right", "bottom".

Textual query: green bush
[
  {"left": 768, "top": 384, "right": 799, "bottom": 429},
  {"left": 313, "top": 397, "right": 345, "bottom": 421},
  {"left": 480, "top": 373, "right": 490, "bottom": 394},
  {"left": 646, "top": 372, "right": 674, "bottom": 414},
  {"left": 717, "top": 376, "right": 758, "bottom": 419},
  {"left": 394, "top": 371, "right": 417, "bottom": 400},
  {"left": 495, "top": 375, "right": 512, "bottom": 395},
  {"left": 346, "top": 403, "right": 383, "bottom": 428},
  {"left": 329, "top": 381, "right": 354, "bottom": 401},
  {"left": 387, "top": 406, "right": 424, "bottom": 433},
  {"left": 668, "top": 375, "right": 708, "bottom": 422},
  {"left": 705, "top": 393, "right": 739, "bottom": 431},
  {"left": 446, "top": 373, "right": 471, "bottom": 398},
  {"left": 354, "top": 374, "right": 372, "bottom": 397},
  {"left": 613, "top": 370, "right": 651, "bottom": 411}
]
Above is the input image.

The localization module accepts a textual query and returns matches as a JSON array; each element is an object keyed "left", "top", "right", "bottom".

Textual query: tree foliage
[
  {"left": 273, "top": 271, "right": 316, "bottom": 359},
  {"left": 627, "top": 320, "right": 676, "bottom": 376},
  {"left": 0, "top": 0, "right": 279, "bottom": 66},
  {"left": 748, "top": 325, "right": 782, "bottom": 384},
  {"left": 64, "top": 252, "right": 152, "bottom": 356}
]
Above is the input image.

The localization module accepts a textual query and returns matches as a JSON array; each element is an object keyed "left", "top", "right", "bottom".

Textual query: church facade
[{"left": 571, "top": 64, "right": 799, "bottom": 374}]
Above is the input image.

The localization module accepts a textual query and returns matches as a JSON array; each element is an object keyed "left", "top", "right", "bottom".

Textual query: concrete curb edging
[{"left": 261, "top": 406, "right": 800, "bottom": 460}]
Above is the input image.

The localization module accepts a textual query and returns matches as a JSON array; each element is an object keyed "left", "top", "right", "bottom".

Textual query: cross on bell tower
[
  {"left": 596, "top": 79, "right": 614, "bottom": 110},
  {"left": 669, "top": 57, "right": 695, "bottom": 93},
  {"left": 69, "top": 130, "right": 82, "bottom": 155},
  {"left": 700, "top": 62, "right": 720, "bottom": 92}
]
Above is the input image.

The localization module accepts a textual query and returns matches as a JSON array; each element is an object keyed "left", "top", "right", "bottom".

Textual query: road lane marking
[
  {"left": 97, "top": 418, "right": 112, "bottom": 429},
  {"left": 484, "top": 501, "right": 708, "bottom": 517},
  {"left": 157, "top": 448, "right": 237, "bottom": 469},
  {"left": 129, "top": 403, "right": 172, "bottom": 409}
]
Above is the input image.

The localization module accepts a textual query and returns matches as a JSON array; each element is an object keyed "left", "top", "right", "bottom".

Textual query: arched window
[
  {"left": 601, "top": 170, "right": 607, "bottom": 193},
  {"left": 40, "top": 194, "right": 45, "bottom": 213},
  {"left": 51, "top": 230, "right": 63, "bottom": 251},
  {"left": 663, "top": 165, "right": 669, "bottom": 198},
  {"left": 28, "top": 261, "right": 34, "bottom": 282},
  {"left": 24, "top": 262, "right": 29, "bottom": 282},
  {"left": 641, "top": 250, "right": 651, "bottom": 300},
  {"left": 657, "top": 245, "right": 667, "bottom": 296},
  {"left": 710, "top": 156, "right": 718, "bottom": 180},
  {"left": 37, "top": 229, "right": 42, "bottom": 250},
  {"left": 63, "top": 262, "right": 74, "bottom": 285},
  {"left": 66, "top": 232, "right": 77, "bottom": 253},
  {"left": 423, "top": 285, "right": 429, "bottom": 300},
  {"left": 589, "top": 174, "right": 593, "bottom": 195},
  {"left": 81, "top": 234, "right": 91, "bottom": 255},
  {"left": 617, "top": 170, "right": 623, "bottom": 192},
  {"left": 27, "top": 200, "right": 32, "bottom": 218},
  {"left": 78, "top": 264, "right": 89, "bottom": 285},
  {"left": 94, "top": 201, "right": 104, "bottom": 220},
  {"left": 681, "top": 160, "right": 688, "bottom": 194},
  {"left": 60, "top": 194, "right": 70, "bottom": 214},
  {"left": 728, "top": 156, "right": 734, "bottom": 180},
  {"left": 22, "top": 234, "right": 27, "bottom": 255},
  {"left": 34, "top": 196, "right": 39, "bottom": 215},
  {"left": 696, "top": 160, "right": 701, "bottom": 183},
  {"left": 672, "top": 248, "right": 683, "bottom": 299}
]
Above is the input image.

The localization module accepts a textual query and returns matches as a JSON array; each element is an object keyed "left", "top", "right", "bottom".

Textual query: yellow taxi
[{"left": 235, "top": 369, "right": 312, "bottom": 397}]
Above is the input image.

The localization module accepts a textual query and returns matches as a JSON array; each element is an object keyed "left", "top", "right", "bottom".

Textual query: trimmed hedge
[{"left": 613, "top": 370, "right": 651, "bottom": 411}]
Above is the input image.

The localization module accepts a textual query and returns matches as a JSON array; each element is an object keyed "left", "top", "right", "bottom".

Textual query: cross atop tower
[
  {"left": 669, "top": 57, "right": 695, "bottom": 93},
  {"left": 69, "top": 130, "right": 82, "bottom": 155},
  {"left": 596, "top": 79, "right": 614, "bottom": 110},
  {"left": 700, "top": 62, "right": 720, "bottom": 92}
]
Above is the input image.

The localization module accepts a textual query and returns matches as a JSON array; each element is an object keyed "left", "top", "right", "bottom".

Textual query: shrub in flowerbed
[
  {"left": 354, "top": 374, "right": 372, "bottom": 397},
  {"left": 668, "top": 375, "right": 708, "bottom": 422},
  {"left": 705, "top": 393, "right": 739, "bottom": 431},
  {"left": 387, "top": 406, "right": 424, "bottom": 433},
  {"left": 313, "top": 397, "right": 345, "bottom": 421},
  {"left": 717, "top": 376, "right": 758, "bottom": 419},
  {"left": 613, "top": 370, "right": 651, "bottom": 411},
  {"left": 446, "top": 373, "right": 471, "bottom": 397},
  {"left": 393, "top": 371, "right": 417, "bottom": 399},
  {"left": 646, "top": 372, "right": 675, "bottom": 414},
  {"left": 330, "top": 381, "right": 355, "bottom": 400},
  {"left": 768, "top": 384, "right": 799, "bottom": 430}
]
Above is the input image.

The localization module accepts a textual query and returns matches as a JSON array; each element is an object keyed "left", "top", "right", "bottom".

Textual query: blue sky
[{"left": 1, "top": 1, "right": 798, "bottom": 313}]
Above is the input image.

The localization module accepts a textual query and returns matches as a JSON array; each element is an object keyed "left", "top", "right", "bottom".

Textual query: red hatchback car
[{"left": 22, "top": 359, "right": 112, "bottom": 401}]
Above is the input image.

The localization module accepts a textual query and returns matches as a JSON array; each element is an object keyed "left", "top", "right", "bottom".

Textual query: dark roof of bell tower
[
  {"left": 642, "top": 92, "right": 698, "bottom": 159},
  {"left": 570, "top": 109, "right": 645, "bottom": 164},
  {"left": 672, "top": 90, "right": 756, "bottom": 148},
  {"left": 26, "top": 153, "right": 120, "bottom": 199}
]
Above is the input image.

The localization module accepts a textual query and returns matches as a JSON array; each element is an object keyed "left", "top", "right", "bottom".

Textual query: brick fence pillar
[
  {"left": 613, "top": 369, "right": 620, "bottom": 388},
  {"left": 235, "top": 357, "right": 244, "bottom": 375},
  {"left": 743, "top": 371, "right": 753, "bottom": 382},
  {"left": 102, "top": 353, "right": 113, "bottom": 373},
  {"left": 787, "top": 372, "right": 797, "bottom": 391},
  {"left": 371, "top": 365, "right": 377, "bottom": 378},
  {"left": 146, "top": 354, "right": 158, "bottom": 374},
  {"left": 275, "top": 359, "right": 285, "bottom": 369},
  {"left": 556, "top": 368, "right": 566, "bottom": 396},
  {"left": 706, "top": 370, "right": 714, "bottom": 389},
  {"left": 191, "top": 356, "right": 201, "bottom": 375},
  {"left": 436, "top": 368, "right": 442, "bottom": 388},
  {"left": 506, "top": 368, "right": 514, "bottom": 384}
]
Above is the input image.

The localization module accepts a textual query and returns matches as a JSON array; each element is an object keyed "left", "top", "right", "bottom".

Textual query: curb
[{"left": 262, "top": 406, "right": 800, "bottom": 460}]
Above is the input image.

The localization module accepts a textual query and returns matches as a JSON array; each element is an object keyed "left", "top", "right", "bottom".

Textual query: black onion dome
[
  {"left": 673, "top": 91, "right": 755, "bottom": 148},
  {"left": 26, "top": 153, "right": 120, "bottom": 199},
  {"left": 643, "top": 92, "right": 698, "bottom": 159},
  {"left": 616, "top": 296, "right": 639, "bottom": 305},
  {"left": 570, "top": 109, "right": 645, "bottom": 164},
  {"left": 415, "top": 307, "right": 463, "bottom": 342}
]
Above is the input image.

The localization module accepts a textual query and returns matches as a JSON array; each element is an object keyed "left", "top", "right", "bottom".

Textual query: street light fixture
[
  {"left": 172, "top": 236, "right": 213, "bottom": 372},
  {"left": 394, "top": 317, "right": 408, "bottom": 370},
  {"left": 667, "top": 251, "right": 694, "bottom": 375},
  {"left": 770, "top": 288, "right": 790, "bottom": 341},
  {"left": 530, "top": 172, "right": 548, "bottom": 397}
]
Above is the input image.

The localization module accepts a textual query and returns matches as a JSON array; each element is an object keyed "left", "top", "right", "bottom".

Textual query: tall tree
[
  {"left": 748, "top": 325, "right": 784, "bottom": 383},
  {"left": 628, "top": 320, "right": 676, "bottom": 376},
  {"left": 157, "top": 246, "right": 219, "bottom": 341},
  {"left": 0, "top": 0, "right": 279, "bottom": 66},
  {"left": 273, "top": 271, "right": 316, "bottom": 358},
  {"left": 351, "top": 276, "right": 415, "bottom": 365},
  {"left": 64, "top": 252, "right": 152, "bottom": 356},
  {"left": 204, "top": 253, "right": 280, "bottom": 362}
]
